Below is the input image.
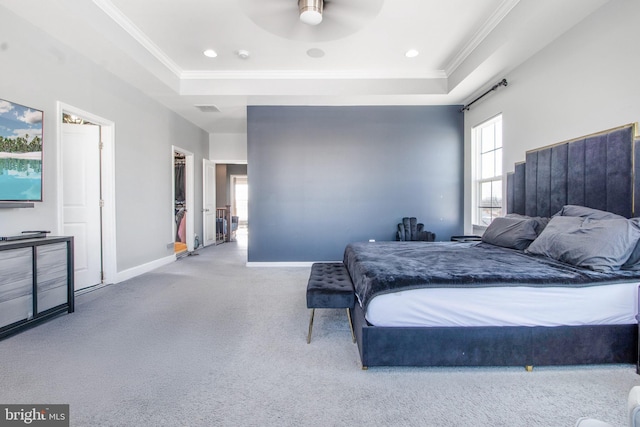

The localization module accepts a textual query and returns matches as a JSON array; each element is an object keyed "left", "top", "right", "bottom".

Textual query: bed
[{"left": 345, "top": 123, "right": 640, "bottom": 369}]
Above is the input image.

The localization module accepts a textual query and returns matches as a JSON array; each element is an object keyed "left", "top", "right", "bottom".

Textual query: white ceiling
[{"left": 1, "top": 0, "right": 609, "bottom": 134}]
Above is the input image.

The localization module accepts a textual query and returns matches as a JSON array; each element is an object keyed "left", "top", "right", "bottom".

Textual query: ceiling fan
[
  {"left": 238, "top": 0, "right": 385, "bottom": 42},
  {"left": 298, "top": 0, "right": 324, "bottom": 26}
]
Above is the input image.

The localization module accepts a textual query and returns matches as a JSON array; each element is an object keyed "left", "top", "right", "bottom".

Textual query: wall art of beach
[{"left": 0, "top": 99, "right": 43, "bottom": 201}]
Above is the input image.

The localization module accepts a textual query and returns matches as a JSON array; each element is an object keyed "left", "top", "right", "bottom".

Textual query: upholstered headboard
[{"left": 507, "top": 124, "right": 640, "bottom": 219}]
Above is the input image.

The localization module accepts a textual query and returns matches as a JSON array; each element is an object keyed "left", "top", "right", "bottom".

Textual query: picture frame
[{"left": 0, "top": 98, "right": 43, "bottom": 202}]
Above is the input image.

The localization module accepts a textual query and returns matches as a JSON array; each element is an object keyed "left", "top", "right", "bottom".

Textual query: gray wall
[
  {"left": 247, "top": 106, "right": 464, "bottom": 262},
  {"left": 462, "top": 0, "right": 640, "bottom": 234},
  {"left": 0, "top": 7, "right": 209, "bottom": 274},
  {"left": 216, "top": 164, "right": 228, "bottom": 208}
]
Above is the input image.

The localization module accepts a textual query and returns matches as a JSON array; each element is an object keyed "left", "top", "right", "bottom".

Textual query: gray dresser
[{"left": 0, "top": 236, "right": 74, "bottom": 339}]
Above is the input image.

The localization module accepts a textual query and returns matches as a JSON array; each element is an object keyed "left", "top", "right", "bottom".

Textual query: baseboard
[
  {"left": 246, "top": 261, "right": 341, "bottom": 267},
  {"left": 114, "top": 254, "right": 176, "bottom": 283}
]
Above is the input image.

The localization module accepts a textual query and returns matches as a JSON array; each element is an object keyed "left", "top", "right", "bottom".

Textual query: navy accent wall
[{"left": 247, "top": 106, "right": 463, "bottom": 262}]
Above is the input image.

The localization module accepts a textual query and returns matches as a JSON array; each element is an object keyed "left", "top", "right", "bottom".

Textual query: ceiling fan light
[{"left": 299, "top": 0, "right": 323, "bottom": 25}]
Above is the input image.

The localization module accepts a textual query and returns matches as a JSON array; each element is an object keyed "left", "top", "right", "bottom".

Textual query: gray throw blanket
[{"left": 343, "top": 241, "right": 640, "bottom": 311}]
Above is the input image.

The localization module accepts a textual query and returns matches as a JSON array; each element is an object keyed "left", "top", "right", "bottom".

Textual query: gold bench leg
[
  {"left": 525, "top": 365, "right": 533, "bottom": 372},
  {"left": 346, "top": 308, "right": 356, "bottom": 343},
  {"left": 307, "top": 308, "right": 315, "bottom": 344}
]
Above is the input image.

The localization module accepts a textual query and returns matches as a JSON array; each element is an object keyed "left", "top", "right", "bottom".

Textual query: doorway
[
  {"left": 230, "top": 174, "right": 248, "bottom": 245},
  {"left": 57, "top": 102, "right": 116, "bottom": 291},
  {"left": 201, "top": 162, "right": 247, "bottom": 247},
  {"left": 172, "top": 146, "right": 194, "bottom": 254},
  {"left": 174, "top": 151, "right": 187, "bottom": 254},
  {"left": 230, "top": 174, "right": 248, "bottom": 227}
]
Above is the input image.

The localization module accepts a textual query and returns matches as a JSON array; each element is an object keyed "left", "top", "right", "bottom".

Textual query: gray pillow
[
  {"left": 482, "top": 216, "right": 538, "bottom": 250},
  {"left": 554, "top": 205, "right": 625, "bottom": 220},
  {"left": 621, "top": 218, "right": 640, "bottom": 270},
  {"left": 526, "top": 216, "right": 640, "bottom": 272},
  {"left": 505, "top": 213, "right": 550, "bottom": 236}
]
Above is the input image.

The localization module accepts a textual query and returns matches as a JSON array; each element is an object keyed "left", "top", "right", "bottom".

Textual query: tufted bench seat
[{"left": 306, "top": 262, "right": 356, "bottom": 344}]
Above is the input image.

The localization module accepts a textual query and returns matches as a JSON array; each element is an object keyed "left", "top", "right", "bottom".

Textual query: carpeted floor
[{"left": 0, "top": 232, "right": 638, "bottom": 426}]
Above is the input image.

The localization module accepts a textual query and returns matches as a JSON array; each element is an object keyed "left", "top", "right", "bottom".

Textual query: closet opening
[{"left": 174, "top": 151, "right": 187, "bottom": 255}]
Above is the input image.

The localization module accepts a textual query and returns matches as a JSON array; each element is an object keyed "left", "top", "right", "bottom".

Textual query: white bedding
[{"left": 364, "top": 281, "right": 639, "bottom": 327}]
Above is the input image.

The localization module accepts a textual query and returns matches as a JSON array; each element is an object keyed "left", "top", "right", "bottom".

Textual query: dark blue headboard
[{"left": 507, "top": 124, "right": 639, "bottom": 218}]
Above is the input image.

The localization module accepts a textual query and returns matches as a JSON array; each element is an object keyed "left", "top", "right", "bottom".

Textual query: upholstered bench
[{"left": 306, "top": 262, "right": 356, "bottom": 344}]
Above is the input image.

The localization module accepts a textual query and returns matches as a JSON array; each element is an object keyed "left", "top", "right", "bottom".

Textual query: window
[{"left": 472, "top": 115, "right": 502, "bottom": 227}]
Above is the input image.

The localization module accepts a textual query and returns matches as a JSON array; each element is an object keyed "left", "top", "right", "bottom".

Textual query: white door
[
  {"left": 203, "top": 159, "right": 217, "bottom": 247},
  {"left": 62, "top": 123, "right": 102, "bottom": 290}
]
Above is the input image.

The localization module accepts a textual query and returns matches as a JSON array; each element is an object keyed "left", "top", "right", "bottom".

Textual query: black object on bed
[{"left": 345, "top": 123, "right": 640, "bottom": 369}]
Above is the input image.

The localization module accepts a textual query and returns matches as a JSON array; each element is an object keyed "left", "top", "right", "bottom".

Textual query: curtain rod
[{"left": 460, "top": 78, "right": 508, "bottom": 112}]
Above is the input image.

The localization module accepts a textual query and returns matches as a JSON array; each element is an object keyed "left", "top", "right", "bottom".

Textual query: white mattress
[{"left": 364, "top": 282, "right": 639, "bottom": 327}]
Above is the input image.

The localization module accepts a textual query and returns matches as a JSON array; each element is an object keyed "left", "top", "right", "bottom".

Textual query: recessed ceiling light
[
  {"left": 203, "top": 49, "right": 218, "bottom": 58},
  {"left": 237, "top": 50, "right": 250, "bottom": 59},
  {"left": 405, "top": 49, "right": 419, "bottom": 58},
  {"left": 307, "top": 48, "right": 325, "bottom": 58}
]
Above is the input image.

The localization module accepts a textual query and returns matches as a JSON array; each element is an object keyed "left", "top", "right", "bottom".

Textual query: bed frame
[{"left": 351, "top": 123, "right": 640, "bottom": 370}]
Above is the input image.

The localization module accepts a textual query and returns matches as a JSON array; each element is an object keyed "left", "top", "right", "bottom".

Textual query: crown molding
[
  {"left": 92, "top": 0, "right": 183, "bottom": 78},
  {"left": 180, "top": 69, "right": 448, "bottom": 81},
  {"left": 443, "top": 0, "right": 520, "bottom": 76},
  {"left": 92, "top": 0, "right": 508, "bottom": 85}
]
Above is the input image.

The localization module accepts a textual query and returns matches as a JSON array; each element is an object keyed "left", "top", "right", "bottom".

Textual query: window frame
[{"left": 472, "top": 114, "right": 503, "bottom": 228}]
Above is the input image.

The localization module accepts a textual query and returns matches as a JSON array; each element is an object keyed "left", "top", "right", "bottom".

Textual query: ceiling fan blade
[
  {"left": 323, "top": 0, "right": 384, "bottom": 19},
  {"left": 238, "top": 0, "right": 297, "bottom": 32},
  {"left": 239, "top": 0, "right": 384, "bottom": 43}
]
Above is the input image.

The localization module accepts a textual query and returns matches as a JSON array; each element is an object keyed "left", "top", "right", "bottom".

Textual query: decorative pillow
[
  {"left": 553, "top": 205, "right": 625, "bottom": 220},
  {"left": 526, "top": 216, "right": 640, "bottom": 272},
  {"left": 481, "top": 216, "right": 538, "bottom": 250},
  {"left": 621, "top": 218, "right": 640, "bottom": 270},
  {"left": 505, "top": 213, "right": 550, "bottom": 236}
]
